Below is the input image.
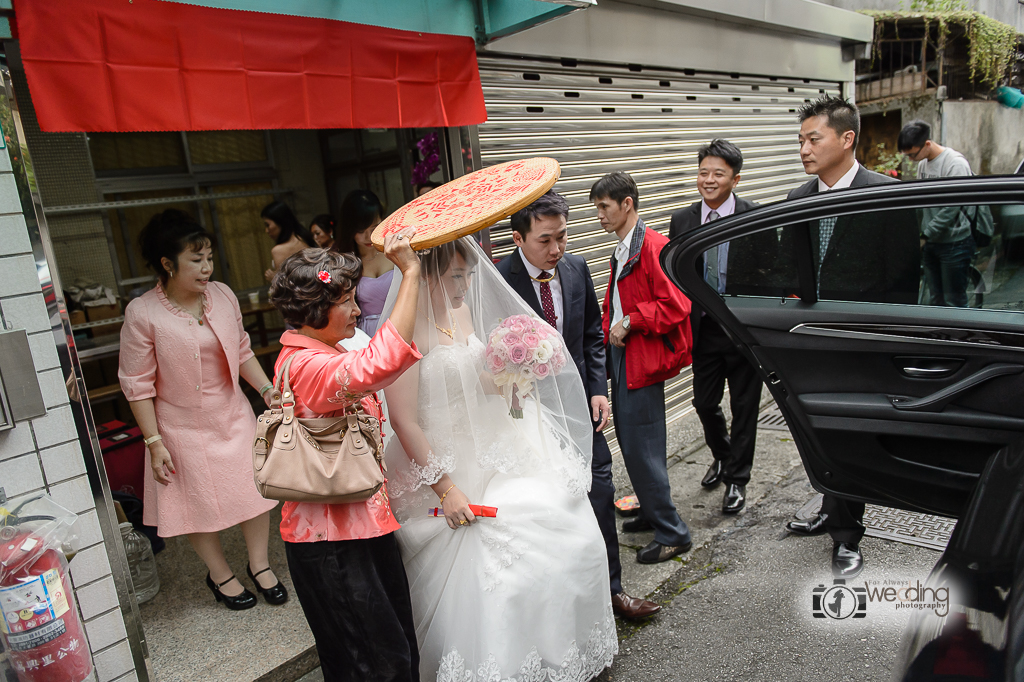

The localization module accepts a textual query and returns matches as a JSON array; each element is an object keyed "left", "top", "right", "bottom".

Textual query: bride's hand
[{"left": 441, "top": 486, "right": 477, "bottom": 530}]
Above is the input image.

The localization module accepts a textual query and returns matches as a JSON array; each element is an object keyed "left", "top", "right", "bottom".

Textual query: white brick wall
[{"left": 0, "top": 145, "right": 138, "bottom": 678}]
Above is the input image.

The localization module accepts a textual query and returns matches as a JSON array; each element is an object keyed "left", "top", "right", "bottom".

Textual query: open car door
[{"left": 661, "top": 176, "right": 1024, "bottom": 519}]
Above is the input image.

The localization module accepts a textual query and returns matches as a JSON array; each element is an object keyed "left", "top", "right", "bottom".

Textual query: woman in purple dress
[{"left": 335, "top": 189, "right": 394, "bottom": 336}]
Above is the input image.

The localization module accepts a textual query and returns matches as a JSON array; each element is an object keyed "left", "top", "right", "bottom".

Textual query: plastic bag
[{"left": 0, "top": 493, "right": 93, "bottom": 682}]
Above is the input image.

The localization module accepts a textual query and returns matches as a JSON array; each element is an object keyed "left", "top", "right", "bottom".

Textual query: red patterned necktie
[{"left": 539, "top": 271, "right": 558, "bottom": 328}]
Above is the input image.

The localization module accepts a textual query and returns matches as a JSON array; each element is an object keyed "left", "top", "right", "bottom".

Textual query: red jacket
[{"left": 602, "top": 222, "right": 692, "bottom": 389}]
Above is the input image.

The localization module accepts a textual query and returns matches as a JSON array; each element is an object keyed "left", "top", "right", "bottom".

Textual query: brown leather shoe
[{"left": 611, "top": 592, "right": 662, "bottom": 620}]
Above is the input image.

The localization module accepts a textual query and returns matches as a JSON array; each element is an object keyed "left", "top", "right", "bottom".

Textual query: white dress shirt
[
  {"left": 610, "top": 222, "right": 638, "bottom": 327},
  {"left": 701, "top": 194, "right": 736, "bottom": 294},
  {"left": 817, "top": 161, "right": 860, "bottom": 193},
  {"left": 518, "top": 247, "right": 563, "bottom": 335}
]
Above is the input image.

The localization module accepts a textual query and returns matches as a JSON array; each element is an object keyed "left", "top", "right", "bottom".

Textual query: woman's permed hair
[
  {"left": 336, "top": 189, "right": 385, "bottom": 254},
  {"left": 139, "top": 209, "right": 214, "bottom": 284},
  {"left": 261, "top": 201, "right": 314, "bottom": 247},
  {"left": 269, "top": 248, "right": 362, "bottom": 330}
]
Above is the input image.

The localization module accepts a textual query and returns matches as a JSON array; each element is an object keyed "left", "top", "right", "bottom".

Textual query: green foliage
[
  {"left": 872, "top": 143, "right": 906, "bottom": 178},
  {"left": 861, "top": 7, "right": 1021, "bottom": 90}
]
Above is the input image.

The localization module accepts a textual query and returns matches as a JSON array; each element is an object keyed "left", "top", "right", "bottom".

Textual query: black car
[{"left": 662, "top": 176, "right": 1024, "bottom": 681}]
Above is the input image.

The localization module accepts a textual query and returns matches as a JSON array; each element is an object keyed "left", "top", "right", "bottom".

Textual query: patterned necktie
[
  {"left": 539, "top": 271, "right": 558, "bottom": 328},
  {"left": 705, "top": 210, "right": 721, "bottom": 292},
  {"left": 817, "top": 217, "right": 838, "bottom": 296}
]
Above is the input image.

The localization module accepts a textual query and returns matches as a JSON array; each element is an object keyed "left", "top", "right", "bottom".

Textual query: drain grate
[
  {"left": 757, "top": 404, "right": 789, "bottom": 431},
  {"left": 792, "top": 494, "right": 954, "bottom": 551}
]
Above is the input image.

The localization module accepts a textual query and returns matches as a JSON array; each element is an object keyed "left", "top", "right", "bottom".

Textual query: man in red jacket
[{"left": 592, "top": 171, "right": 694, "bottom": 564}]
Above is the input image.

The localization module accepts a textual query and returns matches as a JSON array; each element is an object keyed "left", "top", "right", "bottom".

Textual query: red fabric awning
[{"left": 16, "top": 0, "right": 487, "bottom": 132}]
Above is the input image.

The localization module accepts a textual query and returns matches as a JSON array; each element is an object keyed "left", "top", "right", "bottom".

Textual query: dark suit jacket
[
  {"left": 496, "top": 249, "right": 608, "bottom": 401},
  {"left": 668, "top": 195, "right": 769, "bottom": 341},
  {"left": 781, "top": 165, "right": 920, "bottom": 303}
]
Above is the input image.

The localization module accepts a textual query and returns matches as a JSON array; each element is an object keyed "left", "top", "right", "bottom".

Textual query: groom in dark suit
[
  {"left": 497, "top": 190, "right": 661, "bottom": 620},
  {"left": 668, "top": 139, "right": 770, "bottom": 515},
  {"left": 781, "top": 95, "right": 919, "bottom": 579}
]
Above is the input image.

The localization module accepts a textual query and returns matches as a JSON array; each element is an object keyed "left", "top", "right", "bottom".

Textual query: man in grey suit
[
  {"left": 781, "top": 96, "right": 919, "bottom": 578},
  {"left": 668, "top": 139, "right": 769, "bottom": 515}
]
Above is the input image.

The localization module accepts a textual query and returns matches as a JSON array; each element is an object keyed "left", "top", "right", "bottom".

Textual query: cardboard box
[{"left": 84, "top": 301, "right": 123, "bottom": 337}]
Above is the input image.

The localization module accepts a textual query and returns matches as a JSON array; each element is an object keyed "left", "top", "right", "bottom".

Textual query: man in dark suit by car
[
  {"left": 668, "top": 139, "right": 769, "bottom": 515},
  {"left": 496, "top": 190, "right": 662, "bottom": 620},
  {"left": 782, "top": 95, "right": 919, "bottom": 579}
]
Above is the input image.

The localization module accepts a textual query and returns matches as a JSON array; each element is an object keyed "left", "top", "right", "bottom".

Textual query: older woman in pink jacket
[
  {"left": 119, "top": 209, "right": 286, "bottom": 611},
  {"left": 268, "top": 230, "right": 421, "bottom": 682}
]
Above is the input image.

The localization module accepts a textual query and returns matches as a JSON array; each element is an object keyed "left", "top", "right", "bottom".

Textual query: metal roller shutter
[{"left": 477, "top": 54, "right": 841, "bottom": 454}]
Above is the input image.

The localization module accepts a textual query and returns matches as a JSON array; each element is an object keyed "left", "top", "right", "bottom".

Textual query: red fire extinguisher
[{"left": 0, "top": 500, "right": 93, "bottom": 682}]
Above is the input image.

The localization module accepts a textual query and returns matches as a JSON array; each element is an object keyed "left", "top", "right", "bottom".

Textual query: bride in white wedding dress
[{"left": 381, "top": 237, "right": 616, "bottom": 682}]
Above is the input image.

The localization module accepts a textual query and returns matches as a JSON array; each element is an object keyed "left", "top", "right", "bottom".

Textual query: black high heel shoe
[
  {"left": 247, "top": 563, "right": 289, "bottom": 605},
  {"left": 205, "top": 573, "right": 257, "bottom": 610}
]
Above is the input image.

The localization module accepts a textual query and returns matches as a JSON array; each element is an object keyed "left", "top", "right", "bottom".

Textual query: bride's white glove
[{"left": 441, "top": 485, "right": 477, "bottom": 530}]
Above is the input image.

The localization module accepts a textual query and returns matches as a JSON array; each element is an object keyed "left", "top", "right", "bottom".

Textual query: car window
[{"left": 702, "top": 202, "right": 1024, "bottom": 311}]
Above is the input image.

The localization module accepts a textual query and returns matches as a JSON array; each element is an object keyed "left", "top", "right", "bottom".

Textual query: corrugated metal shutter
[{"left": 477, "top": 54, "right": 840, "bottom": 454}]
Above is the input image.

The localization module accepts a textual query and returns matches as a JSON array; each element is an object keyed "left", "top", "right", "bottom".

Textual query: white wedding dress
[{"left": 385, "top": 333, "right": 617, "bottom": 682}]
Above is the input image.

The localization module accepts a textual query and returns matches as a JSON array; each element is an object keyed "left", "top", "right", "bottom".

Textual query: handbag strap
[{"left": 269, "top": 353, "right": 301, "bottom": 422}]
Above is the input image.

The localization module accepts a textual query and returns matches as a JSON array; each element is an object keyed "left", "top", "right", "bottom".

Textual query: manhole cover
[
  {"left": 792, "top": 494, "right": 953, "bottom": 551},
  {"left": 757, "top": 404, "right": 789, "bottom": 431}
]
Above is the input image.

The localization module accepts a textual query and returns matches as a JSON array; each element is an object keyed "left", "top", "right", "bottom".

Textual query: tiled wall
[{"left": 0, "top": 148, "right": 138, "bottom": 678}]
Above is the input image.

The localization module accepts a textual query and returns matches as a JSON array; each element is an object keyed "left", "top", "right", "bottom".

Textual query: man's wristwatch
[{"left": 621, "top": 316, "right": 631, "bottom": 331}]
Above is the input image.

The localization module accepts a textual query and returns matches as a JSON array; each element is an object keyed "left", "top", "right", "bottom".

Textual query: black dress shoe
[
  {"left": 786, "top": 513, "right": 829, "bottom": 536},
  {"left": 622, "top": 517, "right": 653, "bottom": 533},
  {"left": 636, "top": 539, "right": 692, "bottom": 564},
  {"left": 832, "top": 543, "right": 864, "bottom": 578},
  {"left": 206, "top": 573, "right": 257, "bottom": 610},
  {"left": 611, "top": 592, "right": 661, "bottom": 619},
  {"left": 722, "top": 484, "right": 746, "bottom": 514},
  {"left": 247, "top": 563, "right": 289, "bottom": 606},
  {"left": 701, "top": 460, "right": 724, "bottom": 488}
]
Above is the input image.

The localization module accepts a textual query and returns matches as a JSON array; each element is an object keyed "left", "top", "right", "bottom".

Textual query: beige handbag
[{"left": 252, "top": 353, "right": 385, "bottom": 504}]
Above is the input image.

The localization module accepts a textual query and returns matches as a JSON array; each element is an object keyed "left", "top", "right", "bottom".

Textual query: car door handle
[
  {"left": 891, "top": 363, "right": 1024, "bottom": 412},
  {"left": 903, "top": 367, "right": 955, "bottom": 377}
]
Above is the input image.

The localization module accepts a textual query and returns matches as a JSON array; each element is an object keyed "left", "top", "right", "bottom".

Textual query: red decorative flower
[{"left": 317, "top": 271, "right": 332, "bottom": 284}]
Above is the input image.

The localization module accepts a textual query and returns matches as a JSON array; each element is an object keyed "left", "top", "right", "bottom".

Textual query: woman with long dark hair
[
  {"left": 335, "top": 189, "right": 393, "bottom": 335},
  {"left": 262, "top": 201, "right": 314, "bottom": 282}
]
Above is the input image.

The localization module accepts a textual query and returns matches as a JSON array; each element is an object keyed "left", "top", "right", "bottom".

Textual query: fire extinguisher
[{"left": 0, "top": 496, "right": 93, "bottom": 682}]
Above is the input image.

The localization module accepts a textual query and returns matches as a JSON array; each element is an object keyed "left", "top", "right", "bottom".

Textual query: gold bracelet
[{"left": 438, "top": 484, "right": 456, "bottom": 506}]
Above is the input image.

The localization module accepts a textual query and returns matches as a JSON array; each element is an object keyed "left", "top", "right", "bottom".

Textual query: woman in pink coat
[
  {"left": 119, "top": 209, "right": 287, "bottom": 611},
  {"left": 268, "top": 231, "right": 423, "bottom": 682}
]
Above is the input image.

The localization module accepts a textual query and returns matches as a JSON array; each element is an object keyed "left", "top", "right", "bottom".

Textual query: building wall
[
  {"left": 0, "top": 154, "right": 138, "bottom": 678},
  {"left": 944, "top": 100, "right": 1024, "bottom": 175},
  {"left": 814, "top": 0, "right": 1024, "bottom": 32},
  {"left": 271, "top": 130, "right": 331, "bottom": 228},
  {"left": 861, "top": 97, "right": 1024, "bottom": 175}
]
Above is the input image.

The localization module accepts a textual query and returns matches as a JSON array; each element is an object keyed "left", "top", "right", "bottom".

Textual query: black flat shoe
[
  {"left": 206, "top": 573, "right": 257, "bottom": 610},
  {"left": 701, "top": 460, "right": 724, "bottom": 488},
  {"left": 786, "top": 513, "right": 829, "bottom": 536},
  {"left": 622, "top": 517, "right": 654, "bottom": 533},
  {"left": 832, "top": 543, "right": 864, "bottom": 578},
  {"left": 636, "top": 539, "right": 692, "bottom": 564},
  {"left": 247, "top": 563, "right": 289, "bottom": 606},
  {"left": 722, "top": 484, "right": 746, "bottom": 514}
]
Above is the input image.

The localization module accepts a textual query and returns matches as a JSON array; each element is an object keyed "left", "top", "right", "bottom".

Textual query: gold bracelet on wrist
[{"left": 438, "top": 484, "right": 456, "bottom": 506}]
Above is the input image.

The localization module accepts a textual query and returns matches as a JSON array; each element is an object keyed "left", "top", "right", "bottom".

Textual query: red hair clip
[{"left": 317, "top": 271, "right": 332, "bottom": 284}]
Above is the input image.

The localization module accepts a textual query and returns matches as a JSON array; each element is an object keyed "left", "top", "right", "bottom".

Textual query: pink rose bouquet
[{"left": 485, "top": 314, "right": 567, "bottom": 418}]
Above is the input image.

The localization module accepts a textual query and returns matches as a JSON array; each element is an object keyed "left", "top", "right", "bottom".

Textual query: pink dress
[{"left": 118, "top": 282, "right": 277, "bottom": 537}]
